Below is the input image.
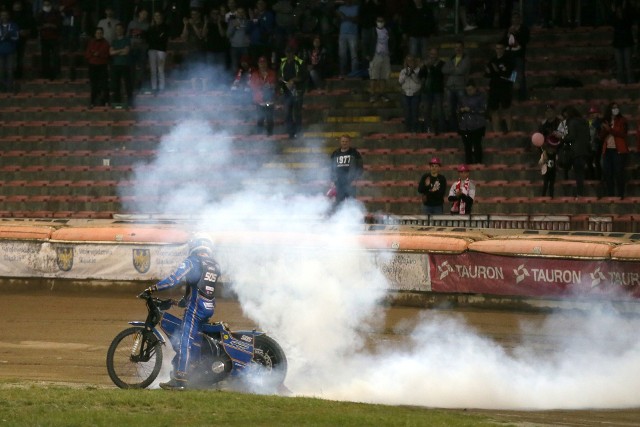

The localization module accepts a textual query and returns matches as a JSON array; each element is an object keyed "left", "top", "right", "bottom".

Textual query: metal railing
[{"left": 366, "top": 213, "right": 640, "bottom": 234}]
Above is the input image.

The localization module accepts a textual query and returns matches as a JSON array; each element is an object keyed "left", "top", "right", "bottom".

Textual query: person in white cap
[{"left": 448, "top": 164, "right": 476, "bottom": 214}]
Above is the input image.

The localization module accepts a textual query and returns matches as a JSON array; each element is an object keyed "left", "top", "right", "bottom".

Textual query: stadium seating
[{"left": 0, "top": 24, "right": 637, "bottom": 230}]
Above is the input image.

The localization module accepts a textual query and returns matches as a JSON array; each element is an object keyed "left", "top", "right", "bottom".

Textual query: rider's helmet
[{"left": 188, "top": 234, "right": 214, "bottom": 257}]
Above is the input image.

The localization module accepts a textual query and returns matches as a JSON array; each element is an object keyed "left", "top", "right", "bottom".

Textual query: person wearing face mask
[
  {"left": 599, "top": 102, "right": 629, "bottom": 198},
  {"left": 36, "top": 0, "right": 62, "bottom": 80}
]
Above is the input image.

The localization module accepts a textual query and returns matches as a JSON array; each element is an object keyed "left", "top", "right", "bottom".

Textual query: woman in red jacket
[
  {"left": 249, "top": 56, "right": 276, "bottom": 136},
  {"left": 599, "top": 101, "right": 629, "bottom": 198},
  {"left": 84, "top": 26, "right": 110, "bottom": 107}
]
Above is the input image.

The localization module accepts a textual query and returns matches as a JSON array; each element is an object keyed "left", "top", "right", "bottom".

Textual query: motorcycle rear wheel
[
  {"left": 252, "top": 334, "right": 288, "bottom": 387},
  {"left": 106, "top": 326, "right": 163, "bottom": 389}
]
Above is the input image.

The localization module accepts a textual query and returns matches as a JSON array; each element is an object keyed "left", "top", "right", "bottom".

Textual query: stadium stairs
[{"left": 0, "top": 26, "right": 638, "bottom": 230}]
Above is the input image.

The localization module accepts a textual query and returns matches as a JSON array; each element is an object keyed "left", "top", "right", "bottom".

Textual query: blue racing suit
[{"left": 154, "top": 254, "right": 221, "bottom": 381}]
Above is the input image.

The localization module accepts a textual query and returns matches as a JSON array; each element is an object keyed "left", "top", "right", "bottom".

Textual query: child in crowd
[{"left": 231, "top": 54, "right": 253, "bottom": 91}]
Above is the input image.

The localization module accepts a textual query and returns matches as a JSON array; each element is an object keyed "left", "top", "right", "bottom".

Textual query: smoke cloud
[{"left": 132, "top": 99, "right": 639, "bottom": 408}]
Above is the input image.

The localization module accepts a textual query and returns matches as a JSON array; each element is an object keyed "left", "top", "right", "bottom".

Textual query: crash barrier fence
[
  {"left": 0, "top": 223, "right": 638, "bottom": 301},
  {"left": 366, "top": 214, "right": 640, "bottom": 233}
]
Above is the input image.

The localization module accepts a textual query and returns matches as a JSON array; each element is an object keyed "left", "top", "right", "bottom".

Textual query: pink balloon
[{"left": 531, "top": 132, "right": 544, "bottom": 147}]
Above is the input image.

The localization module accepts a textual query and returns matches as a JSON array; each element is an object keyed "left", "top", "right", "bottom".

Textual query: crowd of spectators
[
  {"left": 0, "top": 1, "right": 636, "bottom": 205},
  {"left": 0, "top": 1, "right": 551, "bottom": 94}
]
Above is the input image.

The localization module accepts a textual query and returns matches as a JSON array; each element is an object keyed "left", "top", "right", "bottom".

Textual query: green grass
[{"left": 0, "top": 382, "right": 499, "bottom": 427}]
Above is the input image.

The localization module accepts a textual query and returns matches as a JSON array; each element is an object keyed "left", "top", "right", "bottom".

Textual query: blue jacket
[
  {"left": 0, "top": 21, "right": 19, "bottom": 55},
  {"left": 247, "top": 10, "right": 274, "bottom": 46}
]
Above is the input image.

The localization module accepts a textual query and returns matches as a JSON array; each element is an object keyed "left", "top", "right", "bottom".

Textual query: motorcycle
[{"left": 106, "top": 292, "right": 287, "bottom": 390}]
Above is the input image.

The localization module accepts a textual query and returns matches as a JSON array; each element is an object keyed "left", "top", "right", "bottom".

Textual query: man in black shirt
[
  {"left": 330, "top": 134, "right": 364, "bottom": 207},
  {"left": 485, "top": 41, "right": 514, "bottom": 133}
]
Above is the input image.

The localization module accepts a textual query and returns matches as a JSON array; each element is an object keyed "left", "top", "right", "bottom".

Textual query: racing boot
[{"left": 160, "top": 377, "right": 187, "bottom": 391}]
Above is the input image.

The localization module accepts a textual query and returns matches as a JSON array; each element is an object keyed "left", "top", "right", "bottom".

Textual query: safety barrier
[
  {"left": 367, "top": 213, "right": 637, "bottom": 233},
  {"left": 0, "top": 220, "right": 637, "bottom": 301}
]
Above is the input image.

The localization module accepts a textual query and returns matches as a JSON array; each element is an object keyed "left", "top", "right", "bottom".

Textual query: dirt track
[{"left": 0, "top": 288, "right": 638, "bottom": 426}]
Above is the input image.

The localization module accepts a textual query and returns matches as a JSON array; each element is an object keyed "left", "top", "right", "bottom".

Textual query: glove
[{"left": 138, "top": 287, "right": 154, "bottom": 298}]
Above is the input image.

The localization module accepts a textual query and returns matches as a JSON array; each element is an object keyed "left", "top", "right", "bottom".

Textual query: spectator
[
  {"left": 279, "top": 46, "right": 306, "bottom": 139},
  {"left": 611, "top": 0, "right": 635, "bottom": 85},
  {"left": 0, "top": 9, "right": 19, "bottom": 93},
  {"left": 367, "top": 15, "right": 391, "bottom": 104},
  {"left": 272, "top": 0, "right": 296, "bottom": 55},
  {"left": 249, "top": 56, "right": 276, "bottom": 135},
  {"left": 336, "top": 0, "right": 359, "bottom": 77},
  {"left": 458, "top": 0, "right": 477, "bottom": 31},
  {"left": 203, "top": 7, "right": 229, "bottom": 74},
  {"left": 538, "top": 103, "right": 561, "bottom": 138},
  {"left": 146, "top": 10, "right": 169, "bottom": 94},
  {"left": 564, "top": 0, "right": 581, "bottom": 27},
  {"left": 636, "top": 104, "right": 640, "bottom": 153},
  {"left": 11, "top": 0, "right": 36, "bottom": 80},
  {"left": 484, "top": 41, "right": 514, "bottom": 133},
  {"left": 126, "top": 8, "right": 149, "bottom": 92},
  {"left": 587, "top": 105, "right": 603, "bottom": 181},
  {"left": 164, "top": 0, "right": 188, "bottom": 39},
  {"left": 60, "top": 0, "right": 80, "bottom": 53},
  {"left": 37, "top": 0, "right": 62, "bottom": 80},
  {"left": 562, "top": 105, "right": 591, "bottom": 198},
  {"left": 97, "top": 6, "right": 119, "bottom": 45},
  {"left": 110, "top": 22, "right": 134, "bottom": 109},
  {"left": 226, "top": 7, "right": 249, "bottom": 74},
  {"left": 538, "top": 133, "right": 560, "bottom": 198},
  {"left": 398, "top": 54, "right": 422, "bottom": 133},
  {"left": 247, "top": 0, "right": 274, "bottom": 62},
  {"left": 457, "top": 80, "right": 487, "bottom": 165},
  {"left": 555, "top": 111, "right": 571, "bottom": 180},
  {"left": 599, "top": 101, "right": 629, "bottom": 198},
  {"left": 84, "top": 26, "right": 110, "bottom": 107},
  {"left": 502, "top": 11, "right": 529, "bottom": 101},
  {"left": 359, "top": 0, "right": 384, "bottom": 65},
  {"left": 330, "top": 134, "right": 364, "bottom": 208},
  {"left": 224, "top": 0, "right": 237, "bottom": 23},
  {"left": 402, "top": 0, "right": 435, "bottom": 60},
  {"left": 302, "top": 34, "right": 328, "bottom": 92},
  {"left": 418, "top": 157, "right": 447, "bottom": 215},
  {"left": 419, "top": 47, "right": 445, "bottom": 134},
  {"left": 231, "top": 54, "right": 252, "bottom": 91},
  {"left": 182, "top": 8, "right": 208, "bottom": 89},
  {"left": 442, "top": 40, "right": 470, "bottom": 132},
  {"left": 448, "top": 164, "right": 476, "bottom": 214}
]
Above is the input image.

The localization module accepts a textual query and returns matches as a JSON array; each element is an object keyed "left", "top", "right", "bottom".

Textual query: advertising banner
[
  {"left": 0, "top": 241, "right": 188, "bottom": 281},
  {"left": 429, "top": 253, "right": 640, "bottom": 299}
]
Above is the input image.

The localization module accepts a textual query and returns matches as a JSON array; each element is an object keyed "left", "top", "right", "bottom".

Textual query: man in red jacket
[{"left": 84, "top": 26, "right": 110, "bottom": 107}]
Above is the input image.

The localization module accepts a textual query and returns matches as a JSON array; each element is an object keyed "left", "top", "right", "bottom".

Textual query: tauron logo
[
  {"left": 590, "top": 267, "right": 606, "bottom": 288},
  {"left": 513, "top": 264, "right": 530, "bottom": 284},
  {"left": 438, "top": 261, "right": 454, "bottom": 279}
]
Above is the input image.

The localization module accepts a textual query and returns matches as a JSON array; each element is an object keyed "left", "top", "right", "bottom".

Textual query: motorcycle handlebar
[{"left": 137, "top": 291, "right": 176, "bottom": 308}]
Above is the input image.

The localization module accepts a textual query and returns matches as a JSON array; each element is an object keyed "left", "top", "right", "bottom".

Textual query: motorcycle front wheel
[{"left": 106, "top": 326, "right": 163, "bottom": 389}]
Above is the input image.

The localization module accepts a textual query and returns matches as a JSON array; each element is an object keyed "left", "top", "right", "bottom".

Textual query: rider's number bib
[{"left": 196, "top": 259, "right": 220, "bottom": 299}]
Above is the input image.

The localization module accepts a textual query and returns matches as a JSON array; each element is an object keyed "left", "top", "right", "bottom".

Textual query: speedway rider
[{"left": 143, "top": 234, "right": 221, "bottom": 390}]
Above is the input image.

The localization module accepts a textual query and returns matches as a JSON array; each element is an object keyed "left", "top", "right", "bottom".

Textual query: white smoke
[{"left": 127, "top": 111, "right": 640, "bottom": 409}]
